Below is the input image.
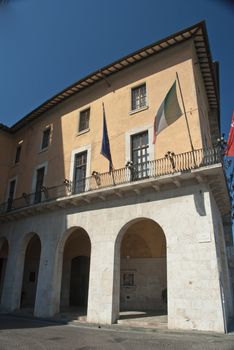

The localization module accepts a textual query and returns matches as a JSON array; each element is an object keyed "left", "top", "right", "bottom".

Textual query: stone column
[
  {"left": 1, "top": 241, "right": 25, "bottom": 311},
  {"left": 34, "top": 241, "right": 63, "bottom": 318},
  {"left": 87, "top": 240, "right": 117, "bottom": 324}
]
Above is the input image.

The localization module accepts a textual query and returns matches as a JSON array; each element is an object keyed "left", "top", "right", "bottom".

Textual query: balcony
[{"left": 0, "top": 147, "right": 230, "bottom": 220}]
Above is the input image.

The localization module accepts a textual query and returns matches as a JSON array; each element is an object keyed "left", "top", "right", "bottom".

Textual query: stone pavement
[{"left": 0, "top": 314, "right": 234, "bottom": 350}]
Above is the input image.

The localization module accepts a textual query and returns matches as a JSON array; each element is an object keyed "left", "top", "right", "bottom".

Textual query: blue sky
[{"left": 0, "top": 0, "right": 233, "bottom": 138}]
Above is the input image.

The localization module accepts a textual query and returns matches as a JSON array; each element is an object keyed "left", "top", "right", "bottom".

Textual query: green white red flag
[
  {"left": 153, "top": 81, "right": 182, "bottom": 144},
  {"left": 226, "top": 111, "right": 234, "bottom": 156}
]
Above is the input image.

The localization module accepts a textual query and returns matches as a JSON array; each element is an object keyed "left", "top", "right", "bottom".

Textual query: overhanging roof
[{"left": 7, "top": 21, "right": 219, "bottom": 133}]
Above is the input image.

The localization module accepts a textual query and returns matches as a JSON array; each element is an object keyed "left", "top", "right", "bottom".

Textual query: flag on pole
[
  {"left": 226, "top": 111, "right": 234, "bottom": 156},
  {"left": 153, "top": 81, "right": 182, "bottom": 144},
  {"left": 101, "top": 103, "right": 113, "bottom": 171}
]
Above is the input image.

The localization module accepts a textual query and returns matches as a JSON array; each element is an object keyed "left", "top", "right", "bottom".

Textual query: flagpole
[
  {"left": 101, "top": 102, "right": 116, "bottom": 185},
  {"left": 176, "top": 72, "right": 196, "bottom": 166}
]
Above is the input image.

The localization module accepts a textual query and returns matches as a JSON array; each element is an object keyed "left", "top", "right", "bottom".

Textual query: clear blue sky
[{"left": 0, "top": 0, "right": 233, "bottom": 138}]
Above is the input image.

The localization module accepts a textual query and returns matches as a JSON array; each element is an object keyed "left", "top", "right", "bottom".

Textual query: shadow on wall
[{"left": 193, "top": 190, "right": 206, "bottom": 216}]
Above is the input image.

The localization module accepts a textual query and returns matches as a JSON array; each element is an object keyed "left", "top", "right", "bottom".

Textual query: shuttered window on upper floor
[
  {"left": 78, "top": 108, "right": 90, "bottom": 132},
  {"left": 41, "top": 127, "right": 51, "bottom": 150},
  {"left": 131, "top": 83, "right": 147, "bottom": 111}
]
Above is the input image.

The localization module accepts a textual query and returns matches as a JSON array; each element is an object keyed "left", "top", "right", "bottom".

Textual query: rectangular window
[
  {"left": 131, "top": 83, "right": 147, "bottom": 111},
  {"left": 131, "top": 131, "right": 149, "bottom": 179},
  {"left": 7, "top": 179, "right": 16, "bottom": 211},
  {"left": 73, "top": 151, "right": 87, "bottom": 194},
  {"left": 79, "top": 108, "right": 90, "bottom": 132},
  {"left": 15, "top": 145, "right": 22, "bottom": 164},
  {"left": 122, "top": 272, "right": 135, "bottom": 287},
  {"left": 34, "top": 167, "right": 45, "bottom": 203},
  {"left": 41, "top": 127, "right": 51, "bottom": 150}
]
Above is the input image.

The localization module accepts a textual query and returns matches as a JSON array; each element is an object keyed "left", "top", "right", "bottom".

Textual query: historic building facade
[{"left": 0, "top": 22, "right": 233, "bottom": 333}]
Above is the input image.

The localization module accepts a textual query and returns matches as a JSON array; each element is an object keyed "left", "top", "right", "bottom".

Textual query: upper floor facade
[{"left": 0, "top": 22, "right": 227, "bottom": 219}]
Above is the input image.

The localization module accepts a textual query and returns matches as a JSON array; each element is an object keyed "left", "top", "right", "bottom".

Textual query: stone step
[{"left": 117, "top": 318, "right": 167, "bottom": 329}]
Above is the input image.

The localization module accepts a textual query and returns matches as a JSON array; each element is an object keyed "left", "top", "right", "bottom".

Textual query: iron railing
[{"left": 0, "top": 147, "right": 222, "bottom": 214}]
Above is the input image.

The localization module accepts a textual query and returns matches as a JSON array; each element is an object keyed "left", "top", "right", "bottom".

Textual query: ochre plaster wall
[{"left": 3, "top": 40, "right": 206, "bottom": 201}]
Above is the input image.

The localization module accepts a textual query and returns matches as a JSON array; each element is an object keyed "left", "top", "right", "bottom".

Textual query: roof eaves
[
  {"left": 0, "top": 123, "right": 11, "bottom": 133},
  {"left": 10, "top": 21, "right": 218, "bottom": 133}
]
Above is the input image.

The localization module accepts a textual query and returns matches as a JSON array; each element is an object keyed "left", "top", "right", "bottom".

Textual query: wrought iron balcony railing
[{"left": 0, "top": 147, "right": 222, "bottom": 214}]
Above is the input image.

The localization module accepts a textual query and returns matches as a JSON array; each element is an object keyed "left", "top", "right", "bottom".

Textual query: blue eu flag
[{"left": 101, "top": 103, "right": 113, "bottom": 172}]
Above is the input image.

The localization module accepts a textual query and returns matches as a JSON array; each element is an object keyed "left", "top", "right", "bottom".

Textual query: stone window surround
[
  {"left": 125, "top": 124, "right": 154, "bottom": 164},
  {"left": 5, "top": 176, "right": 18, "bottom": 202},
  {"left": 69, "top": 144, "right": 91, "bottom": 182},
  {"left": 31, "top": 161, "right": 48, "bottom": 194},
  {"left": 78, "top": 107, "right": 90, "bottom": 133},
  {"left": 40, "top": 124, "right": 53, "bottom": 152},
  {"left": 130, "top": 82, "right": 148, "bottom": 112}
]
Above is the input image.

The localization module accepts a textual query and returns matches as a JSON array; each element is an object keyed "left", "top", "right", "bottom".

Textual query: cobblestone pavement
[{"left": 0, "top": 315, "right": 234, "bottom": 350}]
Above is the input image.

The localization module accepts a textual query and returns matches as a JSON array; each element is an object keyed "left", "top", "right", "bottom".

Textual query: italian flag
[
  {"left": 153, "top": 81, "right": 182, "bottom": 144},
  {"left": 226, "top": 111, "right": 234, "bottom": 156}
]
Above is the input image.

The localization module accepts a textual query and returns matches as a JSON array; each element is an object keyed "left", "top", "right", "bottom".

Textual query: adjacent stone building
[{"left": 0, "top": 21, "right": 233, "bottom": 333}]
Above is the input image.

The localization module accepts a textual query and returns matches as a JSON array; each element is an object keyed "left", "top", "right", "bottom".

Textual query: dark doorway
[
  {"left": 21, "top": 235, "right": 41, "bottom": 309},
  {"left": 70, "top": 256, "right": 90, "bottom": 307}
]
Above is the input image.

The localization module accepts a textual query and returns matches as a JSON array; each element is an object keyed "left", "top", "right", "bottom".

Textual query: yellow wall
[{"left": 1, "top": 39, "right": 209, "bottom": 202}]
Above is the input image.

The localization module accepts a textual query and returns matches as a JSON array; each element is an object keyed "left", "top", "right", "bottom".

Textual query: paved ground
[{"left": 0, "top": 315, "right": 234, "bottom": 350}]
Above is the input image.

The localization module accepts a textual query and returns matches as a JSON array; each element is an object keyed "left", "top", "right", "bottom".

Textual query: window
[
  {"left": 122, "top": 272, "right": 135, "bottom": 287},
  {"left": 131, "top": 131, "right": 149, "bottom": 179},
  {"left": 78, "top": 108, "right": 90, "bottom": 132},
  {"left": 41, "top": 127, "right": 51, "bottom": 150},
  {"left": 73, "top": 151, "right": 87, "bottom": 193},
  {"left": 131, "top": 83, "right": 147, "bottom": 111},
  {"left": 34, "top": 167, "right": 45, "bottom": 203},
  {"left": 15, "top": 145, "right": 22, "bottom": 164},
  {"left": 7, "top": 179, "right": 16, "bottom": 211}
]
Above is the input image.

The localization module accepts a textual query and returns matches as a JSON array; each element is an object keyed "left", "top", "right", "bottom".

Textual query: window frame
[
  {"left": 69, "top": 145, "right": 91, "bottom": 185},
  {"left": 73, "top": 151, "right": 88, "bottom": 194},
  {"left": 31, "top": 161, "right": 48, "bottom": 203},
  {"left": 6, "top": 177, "right": 17, "bottom": 211},
  {"left": 41, "top": 126, "right": 51, "bottom": 151},
  {"left": 78, "top": 107, "right": 90, "bottom": 133},
  {"left": 125, "top": 125, "right": 154, "bottom": 165},
  {"left": 131, "top": 131, "right": 149, "bottom": 180},
  {"left": 121, "top": 270, "right": 136, "bottom": 287},
  {"left": 130, "top": 82, "right": 148, "bottom": 112},
  {"left": 14, "top": 145, "right": 22, "bottom": 164},
  {"left": 34, "top": 166, "right": 45, "bottom": 203}
]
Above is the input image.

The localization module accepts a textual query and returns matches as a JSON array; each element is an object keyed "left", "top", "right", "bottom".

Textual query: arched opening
[
  {"left": 20, "top": 234, "right": 41, "bottom": 310},
  {"left": 60, "top": 228, "right": 91, "bottom": 317},
  {"left": 0, "top": 238, "right": 9, "bottom": 303},
  {"left": 117, "top": 218, "right": 167, "bottom": 324}
]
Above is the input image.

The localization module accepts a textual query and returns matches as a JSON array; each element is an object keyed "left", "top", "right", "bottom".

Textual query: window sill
[
  {"left": 129, "top": 105, "right": 149, "bottom": 115},
  {"left": 76, "top": 128, "right": 90, "bottom": 136}
]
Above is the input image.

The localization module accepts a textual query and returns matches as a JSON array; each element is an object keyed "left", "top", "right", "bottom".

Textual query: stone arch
[
  {"left": 20, "top": 233, "right": 41, "bottom": 310},
  {"left": 0, "top": 237, "right": 9, "bottom": 303},
  {"left": 113, "top": 217, "right": 167, "bottom": 322},
  {"left": 59, "top": 226, "right": 91, "bottom": 315}
]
